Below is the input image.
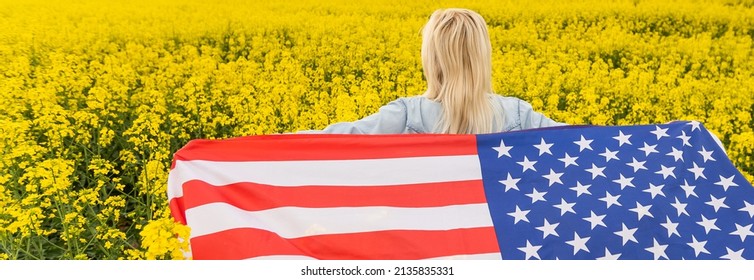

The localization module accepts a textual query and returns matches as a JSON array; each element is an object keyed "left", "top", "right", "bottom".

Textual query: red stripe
[
  {"left": 190, "top": 227, "right": 500, "bottom": 260},
  {"left": 180, "top": 180, "right": 487, "bottom": 210},
  {"left": 169, "top": 198, "right": 187, "bottom": 225},
  {"left": 172, "top": 133, "right": 477, "bottom": 164}
]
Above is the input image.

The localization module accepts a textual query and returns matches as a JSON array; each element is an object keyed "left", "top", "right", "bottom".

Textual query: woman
[{"left": 300, "top": 8, "right": 564, "bottom": 134}]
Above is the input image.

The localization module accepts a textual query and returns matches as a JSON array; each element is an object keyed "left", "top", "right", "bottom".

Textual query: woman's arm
[
  {"left": 518, "top": 99, "right": 567, "bottom": 129},
  {"left": 297, "top": 99, "right": 408, "bottom": 134}
]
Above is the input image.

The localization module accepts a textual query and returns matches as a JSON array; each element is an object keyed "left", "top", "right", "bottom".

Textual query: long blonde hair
[{"left": 421, "top": 8, "right": 501, "bottom": 134}]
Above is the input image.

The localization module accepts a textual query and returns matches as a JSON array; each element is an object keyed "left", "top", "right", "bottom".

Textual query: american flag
[{"left": 167, "top": 121, "right": 754, "bottom": 260}]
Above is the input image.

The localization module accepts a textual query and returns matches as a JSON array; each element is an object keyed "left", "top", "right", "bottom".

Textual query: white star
[
  {"left": 680, "top": 179, "right": 698, "bottom": 198},
  {"left": 670, "top": 197, "right": 689, "bottom": 217},
  {"left": 720, "top": 247, "right": 745, "bottom": 260},
  {"left": 507, "top": 206, "right": 530, "bottom": 224},
  {"left": 525, "top": 188, "right": 547, "bottom": 203},
  {"left": 543, "top": 169, "right": 564, "bottom": 186},
  {"left": 499, "top": 173, "right": 520, "bottom": 192},
  {"left": 517, "top": 156, "right": 537, "bottom": 173},
  {"left": 535, "top": 219, "right": 559, "bottom": 239},
  {"left": 613, "top": 131, "right": 632, "bottom": 147},
  {"left": 583, "top": 211, "right": 607, "bottom": 229},
  {"left": 650, "top": 126, "right": 670, "bottom": 140},
  {"left": 660, "top": 216, "right": 681, "bottom": 238},
  {"left": 687, "top": 121, "right": 701, "bottom": 131},
  {"left": 626, "top": 157, "right": 648, "bottom": 172},
  {"left": 574, "top": 135, "right": 593, "bottom": 152},
  {"left": 687, "top": 236, "right": 710, "bottom": 257},
  {"left": 739, "top": 201, "right": 754, "bottom": 218},
  {"left": 638, "top": 142, "right": 659, "bottom": 157},
  {"left": 655, "top": 165, "right": 676, "bottom": 179},
  {"left": 585, "top": 164, "right": 606, "bottom": 179},
  {"left": 729, "top": 224, "right": 754, "bottom": 242},
  {"left": 534, "top": 138, "right": 553, "bottom": 156},
  {"left": 570, "top": 181, "right": 592, "bottom": 197},
  {"left": 643, "top": 183, "right": 665, "bottom": 199},
  {"left": 687, "top": 162, "right": 706, "bottom": 180},
  {"left": 614, "top": 223, "right": 638, "bottom": 245},
  {"left": 612, "top": 174, "right": 635, "bottom": 190},
  {"left": 565, "top": 232, "right": 591, "bottom": 255},
  {"left": 553, "top": 198, "right": 576, "bottom": 216},
  {"left": 697, "top": 215, "right": 720, "bottom": 234},
  {"left": 714, "top": 175, "right": 738, "bottom": 191},
  {"left": 599, "top": 191, "right": 622, "bottom": 209},
  {"left": 666, "top": 147, "right": 684, "bottom": 162},
  {"left": 677, "top": 131, "right": 692, "bottom": 147},
  {"left": 629, "top": 201, "right": 653, "bottom": 220},
  {"left": 596, "top": 248, "right": 621, "bottom": 260},
  {"left": 706, "top": 194, "right": 729, "bottom": 212},
  {"left": 645, "top": 239, "right": 669, "bottom": 260},
  {"left": 558, "top": 153, "right": 579, "bottom": 168},
  {"left": 517, "top": 241, "right": 542, "bottom": 260},
  {"left": 699, "top": 147, "right": 715, "bottom": 162},
  {"left": 493, "top": 139, "right": 513, "bottom": 158},
  {"left": 599, "top": 148, "right": 620, "bottom": 162}
]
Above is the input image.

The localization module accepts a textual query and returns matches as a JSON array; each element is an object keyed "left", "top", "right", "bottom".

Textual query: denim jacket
[{"left": 298, "top": 94, "right": 566, "bottom": 134}]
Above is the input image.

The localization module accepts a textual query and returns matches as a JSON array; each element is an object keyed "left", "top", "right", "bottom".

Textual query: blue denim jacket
[{"left": 299, "top": 94, "right": 565, "bottom": 134}]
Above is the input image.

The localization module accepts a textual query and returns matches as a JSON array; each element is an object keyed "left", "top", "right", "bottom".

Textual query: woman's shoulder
[
  {"left": 393, "top": 94, "right": 443, "bottom": 112},
  {"left": 488, "top": 94, "right": 565, "bottom": 130},
  {"left": 489, "top": 94, "right": 526, "bottom": 106},
  {"left": 390, "top": 95, "right": 442, "bottom": 133},
  {"left": 375, "top": 95, "right": 432, "bottom": 113},
  {"left": 398, "top": 94, "right": 436, "bottom": 103},
  {"left": 488, "top": 94, "right": 531, "bottom": 116}
]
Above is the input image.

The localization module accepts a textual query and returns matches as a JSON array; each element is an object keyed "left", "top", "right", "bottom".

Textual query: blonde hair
[{"left": 421, "top": 8, "right": 501, "bottom": 134}]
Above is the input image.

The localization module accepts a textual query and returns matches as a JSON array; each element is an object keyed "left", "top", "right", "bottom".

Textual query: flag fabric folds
[{"left": 167, "top": 121, "right": 754, "bottom": 260}]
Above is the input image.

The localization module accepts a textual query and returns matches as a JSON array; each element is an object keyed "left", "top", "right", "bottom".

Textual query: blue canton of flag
[{"left": 477, "top": 121, "right": 754, "bottom": 260}]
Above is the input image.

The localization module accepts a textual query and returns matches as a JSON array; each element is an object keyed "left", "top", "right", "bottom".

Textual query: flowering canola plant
[{"left": 0, "top": 0, "right": 752, "bottom": 259}]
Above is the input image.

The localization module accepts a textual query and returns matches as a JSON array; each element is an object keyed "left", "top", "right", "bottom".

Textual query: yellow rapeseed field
[{"left": 0, "top": 0, "right": 752, "bottom": 259}]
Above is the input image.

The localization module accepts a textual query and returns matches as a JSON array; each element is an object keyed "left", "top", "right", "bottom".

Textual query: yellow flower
[{"left": 137, "top": 218, "right": 191, "bottom": 260}]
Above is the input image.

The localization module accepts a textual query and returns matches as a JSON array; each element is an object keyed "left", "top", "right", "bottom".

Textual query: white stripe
[
  {"left": 168, "top": 155, "right": 482, "bottom": 199},
  {"left": 243, "top": 255, "right": 318, "bottom": 260},
  {"left": 422, "top": 253, "right": 502, "bottom": 260},
  {"left": 186, "top": 203, "right": 494, "bottom": 238}
]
